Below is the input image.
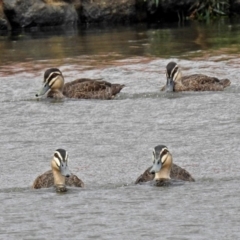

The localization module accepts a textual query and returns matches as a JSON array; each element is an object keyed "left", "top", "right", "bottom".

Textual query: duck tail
[
  {"left": 111, "top": 84, "right": 125, "bottom": 95},
  {"left": 220, "top": 79, "right": 231, "bottom": 88}
]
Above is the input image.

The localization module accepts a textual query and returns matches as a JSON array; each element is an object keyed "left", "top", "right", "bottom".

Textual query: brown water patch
[
  {"left": 0, "top": 55, "right": 157, "bottom": 77},
  {"left": 184, "top": 46, "right": 240, "bottom": 62}
]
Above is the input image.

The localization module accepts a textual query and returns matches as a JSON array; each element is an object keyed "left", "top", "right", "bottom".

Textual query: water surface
[{"left": 0, "top": 21, "right": 240, "bottom": 239}]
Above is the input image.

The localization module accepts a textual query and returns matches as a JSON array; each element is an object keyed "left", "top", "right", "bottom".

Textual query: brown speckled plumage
[
  {"left": 135, "top": 163, "right": 195, "bottom": 184},
  {"left": 36, "top": 68, "right": 124, "bottom": 99},
  {"left": 33, "top": 170, "right": 84, "bottom": 189},
  {"left": 162, "top": 61, "right": 231, "bottom": 92},
  {"left": 63, "top": 78, "right": 124, "bottom": 99},
  {"left": 155, "top": 179, "right": 173, "bottom": 187}
]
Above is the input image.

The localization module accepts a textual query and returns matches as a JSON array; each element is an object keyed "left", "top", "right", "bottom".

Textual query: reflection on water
[
  {"left": 1, "top": 19, "right": 240, "bottom": 68},
  {"left": 0, "top": 20, "right": 240, "bottom": 239}
]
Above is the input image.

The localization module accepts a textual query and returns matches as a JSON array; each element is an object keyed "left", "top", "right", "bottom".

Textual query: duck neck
[
  {"left": 154, "top": 154, "right": 172, "bottom": 180},
  {"left": 47, "top": 89, "right": 65, "bottom": 99},
  {"left": 174, "top": 69, "right": 182, "bottom": 84},
  {"left": 52, "top": 168, "right": 66, "bottom": 186},
  {"left": 154, "top": 166, "right": 171, "bottom": 180}
]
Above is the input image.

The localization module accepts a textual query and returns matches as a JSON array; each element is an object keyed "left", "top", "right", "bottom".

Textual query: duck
[
  {"left": 35, "top": 68, "right": 125, "bottom": 99},
  {"left": 32, "top": 149, "right": 84, "bottom": 192},
  {"left": 161, "top": 61, "right": 231, "bottom": 92},
  {"left": 135, "top": 145, "right": 195, "bottom": 186}
]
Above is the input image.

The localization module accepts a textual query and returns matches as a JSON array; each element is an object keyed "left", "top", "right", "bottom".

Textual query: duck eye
[
  {"left": 162, "top": 149, "right": 168, "bottom": 156},
  {"left": 51, "top": 73, "right": 59, "bottom": 78}
]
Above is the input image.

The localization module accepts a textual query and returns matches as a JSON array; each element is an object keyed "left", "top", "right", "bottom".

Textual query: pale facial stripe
[
  {"left": 160, "top": 148, "right": 169, "bottom": 163},
  {"left": 160, "top": 148, "right": 169, "bottom": 164},
  {"left": 53, "top": 150, "right": 68, "bottom": 167},
  {"left": 65, "top": 152, "right": 69, "bottom": 163},
  {"left": 159, "top": 147, "right": 168, "bottom": 157},
  {"left": 53, "top": 156, "right": 61, "bottom": 167},
  {"left": 170, "top": 65, "right": 179, "bottom": 79},
  {"left": 45, "top": 71, "right": 61, "bottom": 85}
]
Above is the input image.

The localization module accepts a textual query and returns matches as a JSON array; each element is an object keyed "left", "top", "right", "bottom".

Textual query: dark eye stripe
[
  {"left": 160, "top": 149, "right": 168, "bottom": 158},
  {"left": 171, "top": 67, "right": 178, "bottom": 78},
  {"left": 49, "top": 73, "right": 59, "bottom": 80},
  {"left": 47, "top": 75, "right": 58, "bottom": 85},
  {"left": 54, "top": 153, "right": 62, "bottom": 161},
  {"left": 45, "top": 72, "right": 60, "bottom": 84}
]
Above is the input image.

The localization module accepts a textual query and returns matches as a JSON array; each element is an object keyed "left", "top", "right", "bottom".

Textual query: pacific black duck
[
  {"left": 135, "top": 145, "right": 195, "bottom": 186},
  {"left": 33, "top": 149, "right": 84, "bottom": 192},
  {"left": 162, "top": 61, "right": 231, "bottom": 92},
  {"left": 36, "top": 68, "right": 125, "bottom": 99}
]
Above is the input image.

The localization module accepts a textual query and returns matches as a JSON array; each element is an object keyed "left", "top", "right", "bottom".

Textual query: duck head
[
  {"left": 150, "top": 145, "right": 172, "bottom": 180},
  {"left": 165, "top": 62, "right": 182, "bottom": 92},
  {"left": 36, "top": 68, "right": 64, "bottom": 97}
]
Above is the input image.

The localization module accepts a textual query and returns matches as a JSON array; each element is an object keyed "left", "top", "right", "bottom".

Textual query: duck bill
[
  {"left": 150, "top": 161, "right": 162, "bottom": 174},
  {"left": 166, "top": 77, "right": 174, "bottom": 92},
  {"left": 60, "top": 165, "right": 71, "bottom": 178},
  {"left": 35, "top": 83, "right": 50, "bottom": 97}
]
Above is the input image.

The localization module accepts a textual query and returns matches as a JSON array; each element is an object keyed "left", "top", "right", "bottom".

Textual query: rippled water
[{"left": 0, "top": 21, "right": 240, "bottom": 239}]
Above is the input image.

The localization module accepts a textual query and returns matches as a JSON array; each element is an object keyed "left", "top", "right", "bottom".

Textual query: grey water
[{"left": 0, "top": 21, "right": 240, "bottom": 239}]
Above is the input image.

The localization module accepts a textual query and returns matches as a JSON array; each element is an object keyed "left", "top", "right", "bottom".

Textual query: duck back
[
  {"left": 33, "top": 170, "right": 84, "bottom": 189},
  {"left": 63, "top": 79, "right": 124, "bottom": 99},
  {"left": 175, "top": 74, "right": 231, "bottom": 91},
  {"left": 135, "top": 163, "right": 195, "bottom": 184}
]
